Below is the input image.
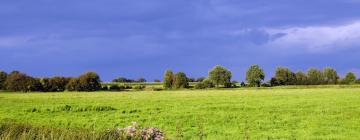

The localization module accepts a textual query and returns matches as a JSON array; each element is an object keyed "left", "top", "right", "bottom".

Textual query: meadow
[{"left": 1, "top": 87, "right": 360, "bottom": 139}]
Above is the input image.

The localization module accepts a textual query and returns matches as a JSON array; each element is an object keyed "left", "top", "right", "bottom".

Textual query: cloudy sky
[{"left": 1, "top": 0, "right": 360, "bottom": 81}]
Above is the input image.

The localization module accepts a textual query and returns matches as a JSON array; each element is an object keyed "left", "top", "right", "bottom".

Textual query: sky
[{"left": 1, "top": 0, "right": 360, "bottom": 82}]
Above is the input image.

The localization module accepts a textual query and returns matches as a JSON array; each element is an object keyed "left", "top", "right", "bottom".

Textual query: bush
[
  {"left": 133, "top": 85, "right": 145, "bottom": 90},
  {"left": 194, "top": 78, "right": 214, "bottom": 89},
  {"left": 42, "top": 77, "right": 70, "bottom": 92},
  {"left": 109, "top": 85, "right": 124, "bottom": 91},
  {"left": 240, "top": 82, "right": 246, "bottom": 87},
  {"left": 101, "top": 85, "right": 109, "bottom": 91},
  {"left": 261, "top": 82, "right": 272, "bottom": 87},
  {"left": 4, "top": 71, "right": 43, "bottom": 92}
]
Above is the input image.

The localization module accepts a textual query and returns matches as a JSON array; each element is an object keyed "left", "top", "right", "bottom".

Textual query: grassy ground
[{"left": 1, "top": 88, "right": 360, "bottom": 139}]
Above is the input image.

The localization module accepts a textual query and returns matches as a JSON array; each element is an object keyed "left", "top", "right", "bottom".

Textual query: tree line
[
  {"left": 0, "top": 71, "right": 101, "bottom": 92},
  {"left": 0, "top": 65, "right": 359, "bottom": 92},
  {"left": 164, "top": 65, "right": 360, "bottom": 89}
]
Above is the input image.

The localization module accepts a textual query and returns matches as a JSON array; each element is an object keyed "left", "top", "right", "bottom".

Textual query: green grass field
[{"left": 1, "top": 87, "right": 360, "bottom": 139}]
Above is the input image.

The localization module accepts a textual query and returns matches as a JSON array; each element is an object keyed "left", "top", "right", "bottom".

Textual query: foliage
[
  {"left": 133, "top": 85, "right": 146, "bottom": 90},
  {"left": 208, "top": 65, "right": 232, "bottom": 88},
  {"left": 194, "top": 78, "right": 215, "bottom": 89},
  {"left": 42, "top": 77, "right": 70, "bottom": 92},
  {"left": 4, "top": 71, "right": 42, "bottom": 92},
  {"left": 246, "top": 65, "right": 265, "bottom": 87},
  {"left": 295, "top": 71, "right": 308, "bottom": 85},
  {"left": 340, "top": 72, "right": 357, "bottom": 84},
  {"left": 163, "top": 70, "right": 174, "bottom": 89},
  {"left": 322, "top": 67, "right": 339, "bottom": 85},
  {"left": 0, "top": 71, "right": 7, "bottom": 90},
  {"left": 196, "top": 77, "right": 206, "bottom": 82},
  {"left": 66, "top": 78, "right": 81, "bottom": 91},
  {"left": 173, "top": 72, "right": 189, "bottom": 89},
  {"left": 272, "top": 67, "right": 296, "bottom": 85},
  {"left": 137, "top": 78, "right": 146, "bottom": 83},
  {"left": 78, "top": 72, "right": 102, "bottom": 91},
  {"left": 307, "top": 68, "right": 323, "bottom": 85}
]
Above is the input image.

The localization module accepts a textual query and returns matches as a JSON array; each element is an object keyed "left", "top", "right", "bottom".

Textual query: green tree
[
  {"left": 4, "top": 71, "right": 42, "bottom": 92},
  {"left": 307, "top": 68, "right": 323, "bottom": 85},
  {"left": 42, "top": 77, "right": 70, "bottom": 92},
  {"left": 163, "top": 70, "right": 174, "bottom": 89},
  {"left": 0, "top": 71, "right": 7, "bottom": 90},
  {"left": 194, "top": 78, "right": 214, "bottom": 89},
  {"left": 322, "top": 67, "right": 339, "bottom": 85},
  {"left": 173, "top": 72, "right": 189, "bottom": 89},
  {"left": 341, "top": 72, "right": 357, "bottom": 85},
  {"left": 78, "top": 72, "right": 102, "bottom": 91},
  {"left": 246, "top": 65, "right": 265, "bottom": 87},
  {"left": 295, "top": 71, "right": 308, "bottom": 85},
  {"left": 273, "top": 67, "right": 296, "bottom": 85},
  {"left": 66, "top": 78, "right": 81, "bottom": 91},
  {"left": 208, "top": 65, "right": 232, "bottom": 87}
]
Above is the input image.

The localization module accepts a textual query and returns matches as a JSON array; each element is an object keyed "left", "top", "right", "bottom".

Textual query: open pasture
[{"left": 1, "top": 87, "right": 360, "bottom": 139}]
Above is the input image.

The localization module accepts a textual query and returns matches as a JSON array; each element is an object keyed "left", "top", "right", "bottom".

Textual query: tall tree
[
  {"left": 173, "top": 72, "right": 189, "bottom": 89},
  {"left": 246, "top": 65, "right": 265, "bottom": 87},
  {"left": 208, "top": 65, "right": 232, "bottom": 88},
  {"left": 307, "top": 68, "right": 323, "bottom": 85},
  {"left": 163, "top": 70, "right": 174, "bottom": 89},
  {"left": 322, "top": 67, "right": 339, "bottom": 85},
  {"left": 273, "top": 67, "right": 296, "bottom": 85},
  {"left": 295, "top": 71, "right": 308, "bottom": 85}
]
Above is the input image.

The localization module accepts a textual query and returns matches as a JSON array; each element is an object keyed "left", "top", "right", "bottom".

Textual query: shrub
[
  {"left": 133, "top": 85, "right": 145, "bottom": 90},
  {"left": 109, "top": 85, "right": 123, "bottom": 91},
  {"left": 137, "top": 78, "right": 146, "bottom": 83},
  {"left": 261, "top": 82, "right": 272, "bottom": 87},
  {"left": 4, "top": 71, "right": 42, "bottom": 92},
  {"left": 101, "top": 85, "right": 109, "bottom": 91},
  {"left": 173, "top": 72, "right": 189, "bottom": 89},
  {"left": 196, "top": 77, "right": 206, "bottom": 82},
  {"left": 240, "top": 82, "right": 246, "bottom": 87},
  {"left": 194, "top": 78, "right": 214, "bottom": 89},
  {"left": 0, "top": 71, "right": 7, "bottom": 90},
  {"left": 154, "top": 79, "right": 161, "bottom": 82},
  {"left": 42, "top": 77, "right": 70, "bottom": 92}
]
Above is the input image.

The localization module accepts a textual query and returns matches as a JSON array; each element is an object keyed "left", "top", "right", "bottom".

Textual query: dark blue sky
[{"left": 1, "top": 0, "right": 360, "bottom": 81}]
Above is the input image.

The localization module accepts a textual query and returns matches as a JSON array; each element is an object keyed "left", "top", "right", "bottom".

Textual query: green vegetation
[
  {"left": 1, "top": 87, "right": 360, "bottom": 139},
  {"left": 246, "top": 65, "right": 265, "bottom": 87}
]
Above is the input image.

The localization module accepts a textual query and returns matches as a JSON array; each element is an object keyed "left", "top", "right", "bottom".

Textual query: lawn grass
[{"left": 1, "top": 88, "right": 360, "bottom": 139}]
